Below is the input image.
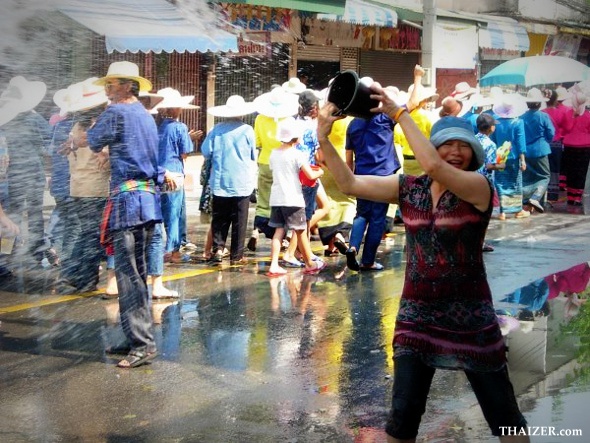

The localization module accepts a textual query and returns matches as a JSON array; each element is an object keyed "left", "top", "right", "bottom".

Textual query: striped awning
[
  {"left": 59, "top": 0, "right": 237, "bottom": 54},
  {"left": 317, "top": 0, "right": 398, "bottom": 28},
  {"left": 479, "top": 20, "right": 530, "bottom": 52}
]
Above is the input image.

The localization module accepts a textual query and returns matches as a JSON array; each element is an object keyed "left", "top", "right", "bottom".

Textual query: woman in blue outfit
[
  {"left": 201, "top": 95, "right": 257, "bottom": 265},
  {"left": 155, "top": 88, "right": 198, "bottom": 264},
  {"left": 491, "top": 94, "right": 530, "bottom": 220},
  {"left": 520, "top": 88, "right": 555, "bottom": 213}
]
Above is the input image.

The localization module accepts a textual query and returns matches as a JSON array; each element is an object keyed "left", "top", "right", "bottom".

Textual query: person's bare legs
[
  {"left": 268, "top": 227, "right": 286, "bottom": 275},
  {"left": 283, "top": 234, "right": 299, "bottom": 264},
  {"left": 105, "top": 268, "right": 118, "bottom": 296},
  {"left": 295, "top": 229, "right": 317, "bottom": 270},
  {"left": 202, "top": 226, "right": 213, "bottom": 260}
]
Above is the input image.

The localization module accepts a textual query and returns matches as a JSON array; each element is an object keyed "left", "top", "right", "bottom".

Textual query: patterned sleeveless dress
[{"left": 394, "top": 174, "right": 506, "bottom": 372}]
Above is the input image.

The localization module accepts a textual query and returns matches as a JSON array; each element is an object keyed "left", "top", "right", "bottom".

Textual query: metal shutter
[{"left": 297, "top": 45, "right": 341, "bottom": 61}]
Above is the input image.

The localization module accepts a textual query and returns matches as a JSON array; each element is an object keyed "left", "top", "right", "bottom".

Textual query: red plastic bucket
[{"left": 299, "top": 165, "right": 321, "bottom": 187}]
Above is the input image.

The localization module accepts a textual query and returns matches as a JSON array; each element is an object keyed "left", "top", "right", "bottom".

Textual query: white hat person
[
  {"left": 451, "top": 81, "right": 478, "bottom": 101},
  {"left": 524, "top": 87, "right": 549, "bottom": 103},
  {"left": 253, "top": 87, "right": 299, "bottom": 119},
  {"left": 0, "top": 75, "right": 47, "bottom": 114},
  {"left": 152, "top": 87, "right": 199, "bottom": 110},
  {"left": 281, "top": 77, "right": 307, "bottom": 94},
  {"left": 138, "top": 91, "right": 164, "bottom": 110},
  {"left": 207, "top": 95, "right": 256, "bottom": 117},
  {"left": 493, "top": 93, "right": 527, "bottom": 119},
  {"left": 94, "top": 61, "right": 152, "bottom": 92},
  {"left": 276, "top": 116, "right": 304, "bottom": 143},
  {"left": 65, "top": 77, "right": 109, "bottom": 113},
  {"left": 0, "top": 76, "right": 47, "bottom": 126}
]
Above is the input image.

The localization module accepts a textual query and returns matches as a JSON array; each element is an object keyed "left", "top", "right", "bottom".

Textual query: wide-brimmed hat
[
  {"left": 408, "top": 84, "right": 439, "bottom": 103},
  {"left": 153, "top": 87, "right": 199, "bottom": 110},
  {"left": 254, "top": 88, "right": 299, "bottom": 119},
  {"left": 492, "top": 93, "right": 527, "bottom": 119},
  {"left": 438, "top": 96, "right": 463, "bottom": 117},
  {"left": 524, "top": 87, "right": 548, "bottom": 103},
  {"left": 469, "top": 93, "right": 495, "bottom": 109},
  {"left": 207, "top": 95, "right": 256, "bottom": 117},
  {"left": 65, "top": 77, "right": 109, "bottom": 113},
  {"left": 138, "top": 91, "right": 164, "bottom": 110},
  {"left": 0, "top": 76, "right": 47, "bottom": 114},
  {"left": 276, "top": 116, "right": 304, "bottom": 143},
  {"left": 555, "top": 86, "right": 571, "bottom": 101},
  {"left": 0, "top": 102, "right": 19, "bottom": 127},
  {"left": 282, "top": 77, "right": 307, "bottom": 94},
  {"left": 430, "top": 116, "right": 484, "bottom": 171},
  {"left": 53, "top": 86, "right": 75, "bottom": 117},
  {"left": 94, "top": 61, "right": 152, "bottom": 92},
  {"left": 451, "top": 81, "right": 478, "bottom": 101}
]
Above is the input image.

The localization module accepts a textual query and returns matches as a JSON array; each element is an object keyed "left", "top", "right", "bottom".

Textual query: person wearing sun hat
[
  {"left": 54, "top": 77, "right": 111, "bottom": 295},
  {"left": 491, "top": 93, "right": 530, "bottom": 220},
  {"left": 152, "top": 87, "right": 198, "bottom": 268},
  {"left": 281, "top": 77, "right": 307, "bottom": 95},
  {"left": 520, "top": 88, "right": 555, "bottom": 214},
  {"left": 73, "top": 60, "right": 165, "bottom": 369},
  {"left": 316, "top": 66, "right": 528, "bottom": 442},
  {"left": 201, "top": 95, "right": 257, "bottom": 265},
  {"left": 247, "top": 87, "right": 299, "bottom": 252},
  {"left": 0, "top": 75, "right": 52, "bottom": 266}
]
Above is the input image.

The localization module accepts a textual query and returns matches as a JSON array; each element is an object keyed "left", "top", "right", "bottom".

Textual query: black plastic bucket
[{"left": 327, "top": 70, "right": 379, "bottom": 119}]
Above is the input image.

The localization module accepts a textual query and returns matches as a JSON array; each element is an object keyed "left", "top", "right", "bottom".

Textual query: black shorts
[
  {"left": 269, "top": 206, "right": 307, "bottom": 231},
  {"left": 385, "top": 354, "right": 527, "bottom": 439}
]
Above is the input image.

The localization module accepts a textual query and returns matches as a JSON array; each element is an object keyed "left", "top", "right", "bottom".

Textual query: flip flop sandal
[
  {"left": 303, "top": 260, "right": 327, "bottom": 275},
  {"left": 101, "top": 292, "right": 119, "bottom": 300},
  {"left": 117, "top": 350, "right": 158, "bottom": 368},
  {"left": 281, "top": 259, "right": 303, "bottom": 268},
  {"left": 266, "top": 271, "right": 287, "bottom": 278}
]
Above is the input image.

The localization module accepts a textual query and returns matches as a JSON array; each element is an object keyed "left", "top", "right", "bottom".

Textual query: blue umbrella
[{"left": 480, "top": 55, "right": 590, "bottom": 87}]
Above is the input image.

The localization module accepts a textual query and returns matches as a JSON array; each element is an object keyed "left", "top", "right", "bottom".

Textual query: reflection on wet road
[{"left": 0, "top": 243, "right": 589, "bottom": 442}]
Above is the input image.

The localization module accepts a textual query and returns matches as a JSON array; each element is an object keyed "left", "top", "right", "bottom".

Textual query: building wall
[{"left": 438, "top": 0, "right": 589, "bottom": 23}]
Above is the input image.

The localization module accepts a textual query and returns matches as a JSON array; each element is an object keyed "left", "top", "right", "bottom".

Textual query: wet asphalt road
[{"left": 1, "top": 199, "right": 590, "bottom": 442}]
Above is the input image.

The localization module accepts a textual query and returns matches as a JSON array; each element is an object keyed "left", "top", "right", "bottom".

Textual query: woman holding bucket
[{"left": 318, "top": 65, "right": 529, "bottom": 442}]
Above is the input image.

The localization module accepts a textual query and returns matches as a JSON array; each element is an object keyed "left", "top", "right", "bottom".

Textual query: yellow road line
[
  {"left": 0, "top": 268, "right": 218, "bottom": 314},
  {"left": 0, "top": 248, "right": 326, "bottom": 314}
]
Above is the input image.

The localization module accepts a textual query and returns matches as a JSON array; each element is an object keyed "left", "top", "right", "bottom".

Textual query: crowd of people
[{"left": 0, "top": 60, "right": 589, "bottom": 364}]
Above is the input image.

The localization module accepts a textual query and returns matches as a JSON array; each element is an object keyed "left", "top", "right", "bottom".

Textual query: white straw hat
[
  {"left": 254, "top": 88, "right": 299, "bottom": 119},
  {"left": 281, "top": 77, "right": 307, "bottom": 94},
  {"left": 66, "top": 77, "right": 109, "bottom": 113},
  {"left": 152, "top": 87, "right": 199, "bottom": 110},
  {"left": 276, "top": 117, "right": 304, "bottom": 143},
  {"left": 524, "top": 87, "right": 548, "bottom": 103},
  {"left": 94, "top": 61, "right": 152, "bottom": 92},
  {"left": 207, "top": 95, "right": 256, "bottom": 117},
  {"left": 138, "top": 91, "right": 164, "bottom": 110},
  {"left": 0, "top": 75, "right": 47, "bottom": 114}
]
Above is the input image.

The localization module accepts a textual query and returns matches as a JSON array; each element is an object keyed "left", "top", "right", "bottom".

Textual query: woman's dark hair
[
  {"left": 527, "top": 101, "right": 542, "bottom": 110},
  {"left": 545, "top": 89, "right": 558, "bottom": 107}
]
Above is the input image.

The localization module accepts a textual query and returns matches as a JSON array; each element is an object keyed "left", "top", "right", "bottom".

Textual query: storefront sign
[{"left": 232, "top": 32, "right": 271, "bottom": 57}]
